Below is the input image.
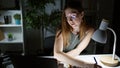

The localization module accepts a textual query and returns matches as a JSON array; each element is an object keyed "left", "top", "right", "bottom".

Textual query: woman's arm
[
  {"left": 66, "top": 28, "right": 94, "bottom": 56},
  {"left": 53, "top": 31, "right": 95, "bottom": 67}
]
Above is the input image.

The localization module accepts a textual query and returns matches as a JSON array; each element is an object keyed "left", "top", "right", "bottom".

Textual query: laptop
[{"left": 10, "top": 55, "right": 58, "bottom": 68}]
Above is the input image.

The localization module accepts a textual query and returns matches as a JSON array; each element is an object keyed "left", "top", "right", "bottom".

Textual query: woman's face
[{"left": 65, "top": 8, "right": 84, "bottom": 29}]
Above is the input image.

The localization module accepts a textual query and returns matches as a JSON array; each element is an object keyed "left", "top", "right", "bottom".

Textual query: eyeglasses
[
  {"left": 71, "top": 15, "right": 76, "bottom": 19},
  {"left": 66, "top": 14, "right": 77, "bottom": 21}
]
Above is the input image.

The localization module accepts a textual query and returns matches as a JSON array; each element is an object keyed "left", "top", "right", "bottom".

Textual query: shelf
[
  {"left": 0, "top": 39, "right": 23, "bottom": 43},
  {"left": 0, "top": 32, "right": 23, "bottom": 44},
  {"left": 0, "top": 24, "right": 22, "bottom": 27},
  {"left": 0, "top": 36, "right": 23, "bottom": 43},
  {"left": 0, "top": 0, "right": 24, "bottom": 55}
]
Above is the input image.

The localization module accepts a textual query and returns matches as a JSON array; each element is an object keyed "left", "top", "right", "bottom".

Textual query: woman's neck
[{"left": 71, "top": 27, "right": 80, "bottom": 35}]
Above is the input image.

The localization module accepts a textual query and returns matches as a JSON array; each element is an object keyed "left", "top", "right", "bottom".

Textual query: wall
[
  {"left": 83, "top": 0, "right": 114, "bottom": 54},
  {"left": 112, "top": 0, "right": 120, "bottom": 57},
  {"left": 76, "top": 0, "right": 114, "bottom": 54},
  {"left": 97, "top": 0, "right": 114, "bottom": 54}
]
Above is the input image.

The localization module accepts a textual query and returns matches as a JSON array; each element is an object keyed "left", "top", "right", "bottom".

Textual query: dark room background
[{"left": 0, "top": 0, "right": 119, "bottom": 57}]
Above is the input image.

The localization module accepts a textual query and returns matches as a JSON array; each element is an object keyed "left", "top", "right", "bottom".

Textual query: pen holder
[{"left": 4, "top": 16, "right": 11, "bottom": 24}]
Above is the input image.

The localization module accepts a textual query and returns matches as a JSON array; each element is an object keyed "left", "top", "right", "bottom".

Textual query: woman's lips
[{"left": 71, "top": 24, "right": 77, "bottom": 27}]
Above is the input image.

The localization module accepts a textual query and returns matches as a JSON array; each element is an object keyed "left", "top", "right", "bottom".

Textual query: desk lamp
[{"left": 92, "top": 19, "right": 119, "bottom": 67}]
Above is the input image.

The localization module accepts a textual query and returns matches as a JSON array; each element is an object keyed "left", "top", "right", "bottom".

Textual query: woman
[{"left": 54, "top": 0, "right": 101, "bottom": 68}]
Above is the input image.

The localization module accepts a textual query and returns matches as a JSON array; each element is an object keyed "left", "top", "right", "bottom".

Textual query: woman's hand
[{"left": 94, "top": 64, "right": 102, "bottom": 68}]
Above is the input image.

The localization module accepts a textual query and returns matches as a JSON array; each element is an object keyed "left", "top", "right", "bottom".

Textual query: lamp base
[{"left": 100, "top": 55, "right": 119, "bottom": 67}]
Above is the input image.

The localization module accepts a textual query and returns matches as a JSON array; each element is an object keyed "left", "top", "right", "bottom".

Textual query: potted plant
[
  {"left": 13, "top": 14, "right": 21, "bottom": 25},
  {"left": 7, "top": 33, "right": 13, "bottom": 41},
  {"left": 23, "top": 0, "right": 61, "bottom": 54}
]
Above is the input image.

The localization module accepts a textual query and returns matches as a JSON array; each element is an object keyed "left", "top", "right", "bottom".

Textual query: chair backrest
[
  {"left": 44, "top": 36, "right": 55, "bottom": 55},
  {"left": 10, "top": 55, "right": 58, "bottom": 68}
]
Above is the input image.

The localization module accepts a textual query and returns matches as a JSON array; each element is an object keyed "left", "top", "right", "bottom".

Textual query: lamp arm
[{"left": 107, "top": 27, "right": 117, "bottom": 60}]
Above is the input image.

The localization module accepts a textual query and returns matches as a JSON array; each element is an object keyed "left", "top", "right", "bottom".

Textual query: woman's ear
[{"left": 81, "top": 11, "right": 84, "bottom": 18}]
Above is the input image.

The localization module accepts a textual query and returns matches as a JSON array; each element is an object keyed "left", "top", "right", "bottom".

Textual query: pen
[{"left": 94, "top": 57, "right": 97, "bottom": 64}]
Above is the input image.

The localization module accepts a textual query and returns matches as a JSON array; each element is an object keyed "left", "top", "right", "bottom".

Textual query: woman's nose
[
  {"left": 69, "top": 18, "right": 73, "bottom": 21},
  {"left": 67, "top": 17, "right": 73, "bottom": 21}
]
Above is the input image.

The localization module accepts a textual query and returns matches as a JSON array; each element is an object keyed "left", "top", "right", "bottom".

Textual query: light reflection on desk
[{"left": 42, "top": 54, "right": 120, "bottom": 68}]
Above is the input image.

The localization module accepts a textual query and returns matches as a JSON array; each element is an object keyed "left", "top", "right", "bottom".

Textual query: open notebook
[{"left": 10, "top": 55, "right": 58, "bottom": 68}]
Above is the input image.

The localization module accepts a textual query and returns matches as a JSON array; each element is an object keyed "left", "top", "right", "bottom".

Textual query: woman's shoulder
[
  {"left": 86, "top": 27, "right": 95, "bottom": 34},
  {"left": 55, "top": 30, "right": 62, "bottom": 38}
]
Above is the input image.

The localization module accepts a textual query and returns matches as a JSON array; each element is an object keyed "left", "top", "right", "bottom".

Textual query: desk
[
  {"left": 43, "top": 54, "right": 120, "bottom": 68},
  {"left": 76, "top": 54, "right": 120, "bottom": 68}
]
